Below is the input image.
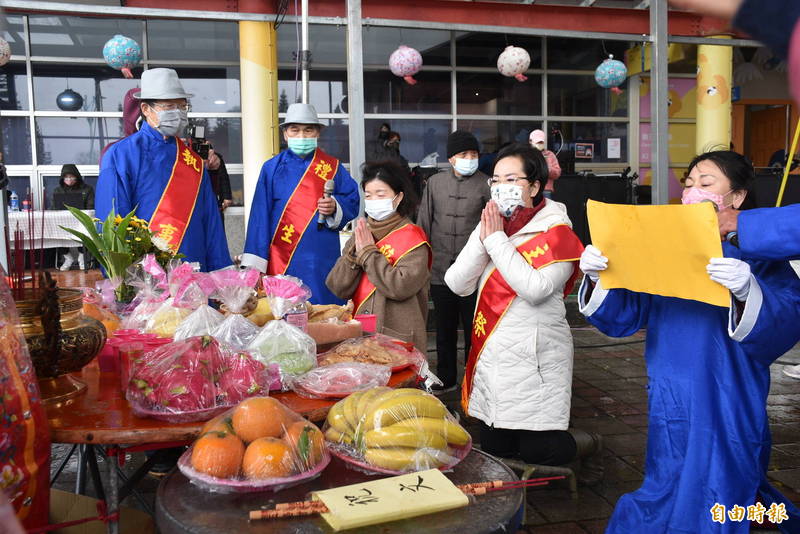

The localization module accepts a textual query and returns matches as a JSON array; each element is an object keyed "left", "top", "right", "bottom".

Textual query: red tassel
[
  {"left": 403, "top": 75, "right": 418, "bottom": 85},
  {"left": 121, "top": 68, "right": 133, "bottom": 79},
  {"left": 611, "top": 87, "right": 623, "bottom": 95},
  {"left": 514, "top": 73, "right": 528, "bottom": 82}
]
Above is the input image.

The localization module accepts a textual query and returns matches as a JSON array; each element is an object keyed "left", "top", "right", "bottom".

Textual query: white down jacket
[{"left": 444, "top": 199, "right": 576, "bottom": 431}]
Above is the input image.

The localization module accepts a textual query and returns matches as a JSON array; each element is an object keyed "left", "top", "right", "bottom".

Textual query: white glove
[
  {"left": 579, "top": 244, "right": 608, "bottom": 283},
  {"left": 707, "top": 257, "right": 751, "bottom": 301}
]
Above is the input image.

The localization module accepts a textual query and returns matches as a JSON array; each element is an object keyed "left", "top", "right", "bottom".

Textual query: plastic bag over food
[
  {"left": 212, "top": 314, "right": 261, "bottom": 350},
  {"left": 210, "top": 268, "right": 260, "bottom": 314},
  {"left": 126, "top": 335, "right": 272, "bottom": 423},
  {"left": 263, "top": 275, "right": 311, "bottom": 319},
  {"left": 323, "top": 386, "right": 471, "bottom": 475},
  {"left": 292, "top": 362, "right": 391, "bottom": 399},
  {"left": 121, "top": 254, "right": 169, "bottom": 330},
  {"left": 178, "top": 396, "right": 330, "bottom": 493},
  {"left": 247, "top": 320, "right": 316, "bottom": 386},
  {"left": 174, "top": 305, "right": 225, "bottom": 341}
]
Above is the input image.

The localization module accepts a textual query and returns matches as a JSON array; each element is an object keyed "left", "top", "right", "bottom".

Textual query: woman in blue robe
[{"left": 579, "top": 151, "right": 800, "bottom": 533}]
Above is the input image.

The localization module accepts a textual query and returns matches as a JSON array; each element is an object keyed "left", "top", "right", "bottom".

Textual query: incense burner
[{"left": 16, "top": 288, "right": 106, "bottom": 405}]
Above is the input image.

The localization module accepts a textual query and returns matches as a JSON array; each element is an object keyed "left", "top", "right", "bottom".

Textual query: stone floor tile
[
  {"left": 591, "top": 479, "right": 642, "bottom": 504},
  {"left": 527, "top": 523, "right": 588, "bottom": 533},
  {"left": 618, "top": 414, "right": 649, "bottom": 428},
  {"left": 603, "top": 433, "right": 648, "bottom": 457},
  {"left": 578, "top": 518, "right": 609, "bottom": 534},
  {"left": 768, "top": 469, "right": 800, "bottom": 493},
  {"left": 603, "top": 456, "right": 645, "bottom": 481},
  {"left": 528, "top": 487, "right": 614, "bottom": 523},
  {"left": 570, "top": 417, "right": 639, "bottom": 436},
  {"left": 618, "top": 454, "right": 647, "bottom": 474}
]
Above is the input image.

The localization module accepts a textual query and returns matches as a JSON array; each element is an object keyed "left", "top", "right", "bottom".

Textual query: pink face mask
[{"left": 681, "top": 187, "right": 731, "bottom": 211}]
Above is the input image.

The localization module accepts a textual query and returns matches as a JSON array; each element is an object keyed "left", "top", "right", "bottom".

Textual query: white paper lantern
[
  {"left": 389, "top": 45, "right": 423, "bottom": 85},
  {"left": 497, "top": 46, "right": 530, "bottom": 82},
  {"left": 0, "top": 38, "right": 11, "bottom": 67}
]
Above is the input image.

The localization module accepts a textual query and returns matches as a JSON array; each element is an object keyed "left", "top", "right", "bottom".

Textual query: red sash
[
  {"left": 461, "top": 224, "right": 584, "bottom": 414},
  {"left": 150, "top": 138, "right": 204, "bottom": 252},
  {"left": 352, "top": 223, "right": 431, "bottom": 314},
  {"left": 267, "top": 149, "right": 339, "bottom": 275}
]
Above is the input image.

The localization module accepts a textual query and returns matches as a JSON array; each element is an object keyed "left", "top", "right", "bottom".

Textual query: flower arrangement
[{"left": 61, "top": 206, "right": 181, "bottom": 302}]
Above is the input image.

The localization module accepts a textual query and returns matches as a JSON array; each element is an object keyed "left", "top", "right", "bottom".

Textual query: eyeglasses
[
  {"left": 487, "top": 176, "right": 530, "bottom": 186},
  {"left": 149, "top": 102, "right": 190, "bottom": 112}
]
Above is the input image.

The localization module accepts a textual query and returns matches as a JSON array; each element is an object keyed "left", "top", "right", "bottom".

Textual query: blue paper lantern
[
  {"left": 595, "top": 55, "right": 627, "bottom": 92},
  {"left": 102, "top": 34, "right": 142, "bottom": 78}
]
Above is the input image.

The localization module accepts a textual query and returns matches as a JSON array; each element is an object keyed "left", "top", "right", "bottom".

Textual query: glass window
[
  {"left": 0, "top": 62, "right": 30, "bottom": 110},
  {"left": 278, "top": 23, "right": 346, "bottom": 65},
  {"left": 6, "top": 176, "right": 32, "bottom": 202},
  {"left": 457, "top": 73, "right": 542, "bottom": 116},
  {"left": 455, "top": 120, "right": 542, "bottom": 154},
  {"left": 32, "top": 64, "right": 142, "bottom": 112},
  {"left": 1, "top": 16, "right": 27, "bottom": 56},
  {"left": 1, "top": 117, "right": 32, "bottom": 165},
  {"left": 362, "top": 27, "right": 450, "bottom": 67},
  {"left": 548, "top": 74, "right": 628, "bottom": 117},
  {"left": 29, "top": 16, "right": 143, "bottom": 58},
  {"left": 456, "top": 32, "right": 541, "bottom": 68},
  {"left": 365, "top": 119, "right": 451, "bottom": 164},
  {"left": 551, "top": 121, "right": 628, "bottom": 163},
  {"left": 364, "top": 70, "right": 450, "bottom": 114},
  {"left": 43, "top": 174, "right": 98, "bottom": 210},
  {"left": 227, "top": 173, "right": 244, "bottom": 206},
  {"left": 150, "top": 66, "right": 241, "bottom": 113},
  {"left": 35, "top": 117, "right": 124, "bottom": 166},
  {"left": 278, "top": 69, "right": 347, "bottom": 113},
  {"left": 147, "top": 20, "right": 238, "bottom": 62},
  {"left": 546, "top": 37, "right": 629, "bottom": 70},
  {"left": 189, "top": 118, "right": 242, "bottom": 164}
]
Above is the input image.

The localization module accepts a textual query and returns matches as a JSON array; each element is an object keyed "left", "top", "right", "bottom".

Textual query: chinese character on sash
[
  {"left": 522, "top": 243, "right": 549, "bottom": 265},
  {"left": 379, "top": 244, "right": 395, "bottom": 260},
  {"left": 315, "top": 161, "right": 333, "bottom": 180},
  {"left": 474, "top": 311, "right": 487, "bottom": 337},
  {"left": 281, "top": 224, "right": 296, "bottom": 244},
  {"left": 182, "top": 148, "right": 200, "bottom": 172},
  {"left": 157, "top": 223, "right": 179, "bottom": 246},
  {"left": 710, "top": 503, "right": 726, "bottom": 524}
]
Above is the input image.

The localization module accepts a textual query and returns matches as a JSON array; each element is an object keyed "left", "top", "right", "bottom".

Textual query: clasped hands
[
  {"left": 479, "top": 200, "right": 504, "bottom": 242},
  {"left": 579, "top": 245, "right": 752, "bottom": 301}
]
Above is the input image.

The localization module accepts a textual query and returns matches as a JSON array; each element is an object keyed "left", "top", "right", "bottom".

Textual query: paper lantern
[
  {"left": 0, "top": 38, "right": 10, "bottom": 67},
  {"left": 595, "top": 55, "right": 627, "bottom": 95},
  {"left": 56, "top": 89, "right": 84, "bottom": 111},
  {"left": 103, "top": 34, "right": 142, "bottom": 79},
  {"left": 389, "top": 45, "right": 423, "bottom": 85},
  {"left": 497, "top": 46, "right": 530, "bottom": 82}
]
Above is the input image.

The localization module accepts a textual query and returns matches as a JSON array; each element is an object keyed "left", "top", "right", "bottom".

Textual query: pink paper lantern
[
  {"left": 497, "top": 45, "right": 530, "bottom": 82},
  {"left": 389, "top": 45, "right": 423, "bottom": 85}
]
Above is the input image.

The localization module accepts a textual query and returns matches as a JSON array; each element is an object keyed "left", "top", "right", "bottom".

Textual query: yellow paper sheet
[
  {"left": 313, "top": 468, "right": 469, "bottom": 531},
  {"left": 586, "top": 200, "right": 729, "bottom": 307}
]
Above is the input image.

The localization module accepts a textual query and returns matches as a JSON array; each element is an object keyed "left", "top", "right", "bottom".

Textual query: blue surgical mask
[
  {"left": 154, "top": 108, "right": 187, "bottom": 137},
  {"left": 288, "top": 137, "right": 318, "bottom": 157},
  {"left": 453, "top": 157, "right": 479, "bottom": 176}
]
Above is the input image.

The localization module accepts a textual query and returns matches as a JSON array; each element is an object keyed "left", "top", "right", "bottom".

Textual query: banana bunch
[{"left": 324, "top": 387, "right": 471, "bottom": 472}]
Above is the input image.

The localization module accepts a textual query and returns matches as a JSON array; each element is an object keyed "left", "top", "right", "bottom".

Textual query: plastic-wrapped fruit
[
  {"left": 232, "top": 397, "right": 290, "bottom": 443},
  {"left": 191, "top": 431, "right": 245, "bottom": 478}
]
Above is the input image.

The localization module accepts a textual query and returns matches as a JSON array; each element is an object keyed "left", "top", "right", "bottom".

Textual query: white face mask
[
  {"left": 491, "top": 183, "right": 524, "bottom": 217},
  {"left": 364, "top": 195, "right": 397, "bottom": 221},
  {"left": 453, "top": 157, "right": 479, "bottom": 176}
]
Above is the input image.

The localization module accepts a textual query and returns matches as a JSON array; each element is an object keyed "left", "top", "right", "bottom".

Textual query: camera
[{"left": 187, "top": 124, "right": 211, "bottom": 160}]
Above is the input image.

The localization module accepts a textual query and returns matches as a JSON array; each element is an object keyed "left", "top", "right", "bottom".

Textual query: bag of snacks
[
  {"left": 247, "top": 320, "right": 316, "bottom": 388},
  {"left": 292, "top": 362, "right": 391, "bottom": 399},
  {"left": 323, "top": 387, "right": 472, "bottom": 475},
  {"left": 210, "top": 268, "right": 263, "bottom": 349},
  {"left": 144, "top": 263, "right": 214, "bottom": 337},
  {"left": 126, "top": 336, "right": 271, "bottom": 423},
  {"left": 174, "top": 305, "right": 225, "bottom": 341},
  {"left": 121, "top": 254, "right": 170, "bottom": 330},
  {"left": 178, "top": 396, "right": 330, "bottom": 492},
  {"left": 263, "top": 275, "right": 311, "bottom": 330},
  {"left": 211, "top": 314, "right": 261, "bottom": 350}
]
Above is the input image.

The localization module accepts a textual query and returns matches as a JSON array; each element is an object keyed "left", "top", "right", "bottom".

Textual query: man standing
[
  {"left": 241, "top": 103, "right": 360, "bottom": 305},
  {"left": 97, "top": 68, "right": 231, "bottom": 271},
  {"left": 417, "top": 130, "right": 491, "bottom": 393}
]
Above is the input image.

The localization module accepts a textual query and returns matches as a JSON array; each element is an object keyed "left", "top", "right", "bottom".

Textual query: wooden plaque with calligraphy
[{"left": 312, "top": 469, "right": 469, "bottom": 531}]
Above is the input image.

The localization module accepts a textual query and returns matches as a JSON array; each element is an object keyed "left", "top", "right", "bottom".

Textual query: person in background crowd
[
  {"left": 100, "top": 88, "right": 143, "bottom": 162},
  {"left": 579, "top": 150, "right": 800, "bottom": 533},
  {"left": 417, "top": 130, "right": 491, "bottom": 394},
  {"left": 205, "top": 147, "right": 233, "bottom": 225},
  {"left": 327, "top": 161, "right": 431, "bottom": 351},
  {"left": 529, "top": 129, "right": 561, "bottom": 198},
  {"left": 55, "top": 164, "right": 94, "bottom": 271},
  {"left": 241, "top": 103, "right": 360, "bottom": 305},
  {"left": 367, "top": 122, "right": 392, "bottom": 161},
  {"left": 445, "top": 143, "right": 602, "bottom": 482},
  {"left": 97, "top": 68, "right": 231, "bottom": 271}
]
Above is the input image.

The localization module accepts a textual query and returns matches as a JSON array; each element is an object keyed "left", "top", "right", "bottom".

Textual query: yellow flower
[
  {"left": 134, "top": 237, "right": 142, "bottom": 241},
  {"left": 114, "top": 215, "right": 123, "bottom": 224}
]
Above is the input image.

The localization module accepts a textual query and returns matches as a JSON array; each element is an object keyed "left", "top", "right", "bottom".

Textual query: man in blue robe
[
  {"left": 578, "top": 242, "right": 800, "bottom": 533},
  {"left": 241, "top": 104, "right": 360, "bottom": 305},
  {"left": 97, "top": 68, "right": 231, "bottom": 272}
]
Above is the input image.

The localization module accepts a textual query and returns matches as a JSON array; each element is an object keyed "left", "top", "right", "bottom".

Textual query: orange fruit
[
  {"left": 283, "top": 421, "right": 325, "bottom": 469},
  {"left": 201, "top": 414, "right": 236, "bottom": 436},
  {"left": 232, "top": 397, "right": 289, "bottom": 443},
  {"left": 190, "top": 431, "right": 245, "bottom": 479},
  {"left": 242, "top": 437, "right": 293, "bottom": 479}
]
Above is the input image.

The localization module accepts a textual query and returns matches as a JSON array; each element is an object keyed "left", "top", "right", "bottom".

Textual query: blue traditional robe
[
  {"left": 242, "top": 149, "right": 360, "bottom": 305},
  {"left": 738, "top": 205, "right": 800, "bottom": 261},
  {"left": 96, "top": 122, "right": 232, "bottom": 272},
  {"left": 579, "top": 242, "right": 800, "bottom": 533}
]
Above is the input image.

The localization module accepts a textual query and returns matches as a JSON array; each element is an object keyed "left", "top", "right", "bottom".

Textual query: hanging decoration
[
  {"left": 102, "top": 34, "right": 142, "bottom": 79},
  {"left": 594, "top": 54, "right": 627, "bottom": 95},
  {"left": 497, "top": 46, "right": 530, "bottom": 82},
  {"left": 0, "top": 38, "right": 10, "bottom": 67},
  {"left": 56, "top": 89, "right": 84, "bottom": 111},
  {"left": 389, "top": 45, "right": 423, "bottom": 85}
]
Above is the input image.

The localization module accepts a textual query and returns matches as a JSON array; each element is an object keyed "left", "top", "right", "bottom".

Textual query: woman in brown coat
[{"left": 326, "top": 161, "right": 431, "bottom": 351}]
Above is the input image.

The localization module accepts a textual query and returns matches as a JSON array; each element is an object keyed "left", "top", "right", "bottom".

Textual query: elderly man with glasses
[
  {"left": 241, "top": 103, "right": 360, "bottom": 304},
  {"left": 96, "top": 68, "right": 231, "bottom": 271}
]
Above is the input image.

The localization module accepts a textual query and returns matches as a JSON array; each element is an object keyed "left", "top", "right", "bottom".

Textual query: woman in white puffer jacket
[{"left": 444, "top": 143, "right": 599, "bottom": 470}]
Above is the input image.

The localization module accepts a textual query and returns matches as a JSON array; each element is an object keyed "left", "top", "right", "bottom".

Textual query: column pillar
[{"left": 695, "top": 35, "right": 733, "bottom": 154}]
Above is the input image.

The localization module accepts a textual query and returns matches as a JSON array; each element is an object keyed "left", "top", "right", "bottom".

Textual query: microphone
[{"left": 318, "top": 180, "right": 335, "bottom": 230}]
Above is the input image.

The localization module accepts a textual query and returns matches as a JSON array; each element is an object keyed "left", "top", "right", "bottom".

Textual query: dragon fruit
[{"left": 217, "top": 352, "right": 268, "bottom": 404}]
